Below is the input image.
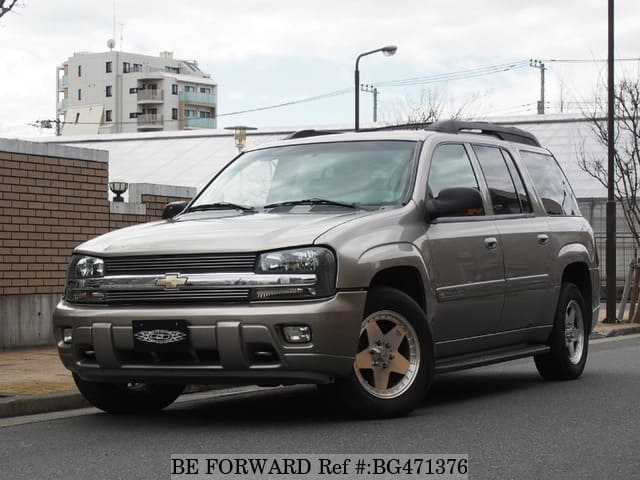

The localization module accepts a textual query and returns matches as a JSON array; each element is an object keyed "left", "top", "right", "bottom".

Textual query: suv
[{"left": 54, "top": 120, "right": 599, "bottom": 418}]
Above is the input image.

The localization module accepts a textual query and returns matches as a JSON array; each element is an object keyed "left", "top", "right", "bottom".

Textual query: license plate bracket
[{"left": 132, "top": 320, "right": 189, "bottom": 352}]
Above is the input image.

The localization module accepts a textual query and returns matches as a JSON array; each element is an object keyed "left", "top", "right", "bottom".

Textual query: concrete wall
[{"left": 0, "top": 139, "right": 195, "bottom": 348}]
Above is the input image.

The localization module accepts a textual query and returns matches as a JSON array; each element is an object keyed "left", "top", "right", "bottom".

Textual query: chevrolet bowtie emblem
[{"left": 155, "top": 273, "right": 188, "bottom": 289}]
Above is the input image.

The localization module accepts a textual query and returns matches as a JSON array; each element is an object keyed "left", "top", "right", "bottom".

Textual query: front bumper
[{"left": 53, "top": 291, "right": 366, "bottom": 385}]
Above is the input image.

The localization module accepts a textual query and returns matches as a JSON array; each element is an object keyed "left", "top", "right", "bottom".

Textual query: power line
[{"left": 543, "top": 57, "right": 640, "bottom": 63}]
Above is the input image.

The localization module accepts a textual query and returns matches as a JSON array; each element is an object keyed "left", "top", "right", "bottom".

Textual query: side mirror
[
  {"left": 162, "top": 200, "right": 189, "bottom": 220},
  {"left": 426, "top": 187, "right": 484, "bottom": 220}
]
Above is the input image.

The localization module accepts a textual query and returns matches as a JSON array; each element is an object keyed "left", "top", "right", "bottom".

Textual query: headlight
[
  {"left": 254, "top": 247, "right": 336, "bottom": 300},
  {"left": 69, "top": 255, "right": 104, "bottom": 278},
  {"left": 65, "top": 255, "right": 105, "bottom": 303}
]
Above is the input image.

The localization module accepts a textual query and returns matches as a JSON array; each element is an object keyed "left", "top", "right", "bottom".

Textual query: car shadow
[{"left": 80, "top": 369, "right": 546, "bottom": 427}]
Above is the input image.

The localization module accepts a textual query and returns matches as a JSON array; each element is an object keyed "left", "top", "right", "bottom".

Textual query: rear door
[{"left": 471, "top": 144, "right": 553, "bottom": 338}]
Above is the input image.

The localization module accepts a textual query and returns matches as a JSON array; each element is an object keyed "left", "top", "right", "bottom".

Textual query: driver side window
[{"left": 427, "top": 143, "right": 479, "bottom": 198}]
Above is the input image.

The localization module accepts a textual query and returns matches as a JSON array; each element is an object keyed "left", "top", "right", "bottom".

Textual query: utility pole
[
  {"left": 360, "top": 84, "right": 379, "bottom": 122},
  {"left": 604, "top": 0, "right": 617, "bottom": 323},
  {"left": 529, "top": 59, "right": 546, "bottom": 114}
]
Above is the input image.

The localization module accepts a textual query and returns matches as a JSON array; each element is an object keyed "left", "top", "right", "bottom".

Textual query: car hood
[{"left": 76, "top": 210, "right": 371, "bottom": 255}]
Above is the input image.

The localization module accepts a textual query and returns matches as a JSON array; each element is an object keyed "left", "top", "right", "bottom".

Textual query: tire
[
  {"left": 324, "top": 287, "right": 434, "bottom": 419},
  {"left": 73, "top": 374, "right": 185, "bottom": 413},
  {"left": 534, "top": 282, "right": 589, "bottom": 380}
]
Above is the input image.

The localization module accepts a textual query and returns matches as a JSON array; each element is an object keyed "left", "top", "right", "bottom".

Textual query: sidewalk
[{"left": 1, "top": 320, "right": 640, "bottom": 419}]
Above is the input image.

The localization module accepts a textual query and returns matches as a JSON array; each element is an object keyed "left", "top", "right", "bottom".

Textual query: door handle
[
  {"left": 484, "top": 237, "right": 498, "bottom": 250},
  {"left": 537, "top": 234, "right": 549, "bottom": 245}
]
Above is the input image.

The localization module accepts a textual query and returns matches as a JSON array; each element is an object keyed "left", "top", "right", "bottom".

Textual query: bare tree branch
[
  {"left": 0, "top": 0, "right": 19, "bottom": 18},
  {"left": 578, "top": 77, "right": 640, "bottom": 249}
]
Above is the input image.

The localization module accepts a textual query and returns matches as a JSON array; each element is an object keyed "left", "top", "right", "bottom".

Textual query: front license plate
[{"left": 132, "top": 320, "right": 189, "bottom": 352}]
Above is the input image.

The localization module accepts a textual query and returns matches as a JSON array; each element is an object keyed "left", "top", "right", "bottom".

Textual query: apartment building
[{"left": 56, "top": 51, "right": 217, "bottom": 135}]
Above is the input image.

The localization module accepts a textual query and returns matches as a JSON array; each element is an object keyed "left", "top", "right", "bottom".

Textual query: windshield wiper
[
  {"left": 187, "top": 202, "right": 256, "bottom": 212},
  {"left": 263, "top": 198, "right": 359, "bottom": 209}
]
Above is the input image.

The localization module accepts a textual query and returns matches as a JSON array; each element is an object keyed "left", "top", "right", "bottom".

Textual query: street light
[
  {"left": 224, "top": 125, "right": 257, "bottom": 152},
  {"left": 108, "top": 180, "right": 128, "bottom": 202},
  {"left": 354, "top": 45, "right": 397, "bottom": 131}
]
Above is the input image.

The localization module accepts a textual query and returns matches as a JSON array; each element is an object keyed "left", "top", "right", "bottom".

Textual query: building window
[
  {"left": 105, "top": 110, "right": 112, "bottom": 122},
  {"left": 199, "top": 110, "right": 211, "bottom": 118},
  {"left": 184, "top": 85, "right": 195, "bottom": 92},
  {"left": 147, "top": 83, "right": 158, "bottom": 90},
  {"left": 74, "top": 112, "right": 80, "bottom": 124},
  {"left": 172, "top": 84, "right": 178, "bottom": 95},
  {"left": 171, "top": 108, "right": 178, "bottom": 120},
  {"left": 77, "top": 89, "right": 81, "bottom": 101},
  {"left": 129, "top": 112, "right": 138, "bottom": 119},
  {"left": 184, "top": 109, "right": 196, "bottom": 117},
  {"left": 129, "top": 87, "right": 138, "bottom": 94},
  {"left": 123, "top": 62, "right": 130, "bottom": 73},
  {"left": 106, "top": 61, "right": 112, "bottom": 73},
  {"left": 200, "top": 87, "right": 211, "bottom": 94},
  {"left": 147, "top": 107, "right": 158, "bottom": 115},
  {"left": 78, "top": 65, "right": 82, "bottom": 77},
  {"left": 106, "top": 85, "right": 112, "bottom": 97},
  {"left": 132, "top": 63, "right": 142, "bottom": 72}
]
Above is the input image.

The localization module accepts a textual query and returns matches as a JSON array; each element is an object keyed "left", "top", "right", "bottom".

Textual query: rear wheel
[
  {"left": 325, "top": 287, "right": 434, "bottom": 418},
  {"left": 73, "top": 374, "right": 184, "bottom": 413},
  {"left": 534, "top": 282, "right": 589, "bottom": 380}
]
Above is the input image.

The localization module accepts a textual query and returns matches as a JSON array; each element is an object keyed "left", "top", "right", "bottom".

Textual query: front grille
[
  {"left": 104, "top": 253, "right": 257, "bottom": 275},
  {"left": 104, "top": 288, "right": 251, "bottom": 304}
]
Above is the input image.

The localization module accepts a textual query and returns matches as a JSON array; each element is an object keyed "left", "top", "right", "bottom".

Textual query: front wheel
[
  {"left": 534, "top": 282, "right": 589, "bottom": 380},
  {"left": 324, "top": 287, "right": 434, "bottom": 418},
  {"left": 73, "top": 374, "right": 185, "bottom": 413}
]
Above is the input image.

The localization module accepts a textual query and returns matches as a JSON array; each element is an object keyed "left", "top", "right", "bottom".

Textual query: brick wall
[{"left": 0, "top": 141, "right": 193, "bottom": 297}]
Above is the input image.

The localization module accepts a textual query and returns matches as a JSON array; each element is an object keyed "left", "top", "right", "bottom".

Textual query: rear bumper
[{"left": 53, "top": 291, "right": 367, "bottom": 385}]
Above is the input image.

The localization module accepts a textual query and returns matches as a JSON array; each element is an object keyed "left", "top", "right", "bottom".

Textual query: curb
[
  {"left": 0, "top": 391, "right": 89, "bottom": 419},
  {"left": 0, "top": 384, "right": 229, "bottom": 420},
  {"left": 1, "top": 326, "right": 639, "bottom": 420}
]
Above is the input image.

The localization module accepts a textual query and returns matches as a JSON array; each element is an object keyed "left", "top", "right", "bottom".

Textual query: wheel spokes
[
  {"left": 355, "top": 349, "right": 374, "bottom": 370},
  {"left": 383, "top": 324, "right": 407, "bottom": 351},
  {"left": 373, "top": 367, "right": 391, "bottom": 390},
  {"left": 364, "top": 321, "right": 384, "bottom": 344},
  {"left": 389, "top": 352, "right": 410, "bottom": 375}
]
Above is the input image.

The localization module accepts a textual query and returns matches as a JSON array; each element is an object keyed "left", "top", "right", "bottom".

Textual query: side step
[{"left": 434, "top": 344, "right": 550, "bottom": 374}]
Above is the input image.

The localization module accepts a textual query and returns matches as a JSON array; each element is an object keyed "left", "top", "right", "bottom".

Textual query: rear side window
[
  {"left": 428, "top": 144, "right": 479, "bottom": 198},
  {"left": 520, "top": 151, "right": 580, "bottom": 216},
  {"left": 473, "top": 145, "right": 531, "bottom": 215}
]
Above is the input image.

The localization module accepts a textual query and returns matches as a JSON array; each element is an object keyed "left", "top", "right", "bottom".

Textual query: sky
[{"left": 0, "top": 0, "right": 639, "bottom": 138}]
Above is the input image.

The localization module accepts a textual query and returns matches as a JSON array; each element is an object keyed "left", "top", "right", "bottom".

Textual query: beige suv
[{"left": 54, "top": 120, "right": 599, "bottom": 418}]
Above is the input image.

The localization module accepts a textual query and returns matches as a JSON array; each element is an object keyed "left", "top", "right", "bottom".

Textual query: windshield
[{"left": 191, "top": 140, "right": 419, "bottom": 210}]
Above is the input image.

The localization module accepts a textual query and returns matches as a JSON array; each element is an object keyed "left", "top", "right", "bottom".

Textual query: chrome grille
[
  {"left": 104, "top": 253, "right": 257, "bottom": 275},
  {"left": 104, "top": 288, "right": 250, "bottom": 304}
]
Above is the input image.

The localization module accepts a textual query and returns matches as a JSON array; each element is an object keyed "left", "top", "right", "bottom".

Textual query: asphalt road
[{"left": 1, "top": 335, "right": 639, "bottom": 480}]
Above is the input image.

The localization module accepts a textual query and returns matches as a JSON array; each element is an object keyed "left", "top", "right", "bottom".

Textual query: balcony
[
  {"left": 137, "top": 114, "right": 164, "bottom": 130},
  {"left": 58, "top": 75, "right": 68, "bottom": 89},
  {"left": 184, "top": 117, "right": 217, "bottom": 129},
  {"left": 137, "top": 89, "right": 164, "bottom": 103},
  {"left": 179, "top": 91, "right": 217, "bottom": 105},
  {"left": 57, "top": 98, "right": 68, "bottom": 112}
]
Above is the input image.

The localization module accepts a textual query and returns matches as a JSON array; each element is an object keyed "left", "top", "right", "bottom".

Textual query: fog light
[
  {"left": 283, "top": 325, "right": 311, "bottom": 343},
  {"left": 63, "top": 328, "right": 73, "bottom": 344}
]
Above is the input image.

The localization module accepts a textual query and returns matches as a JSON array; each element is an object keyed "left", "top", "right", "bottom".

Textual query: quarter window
[{"left": 520, "top": 151, "right": 580, "bottom": 216}]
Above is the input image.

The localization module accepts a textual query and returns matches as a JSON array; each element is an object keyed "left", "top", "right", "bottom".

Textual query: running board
[{"left": 434, "top": 344, "right": 550, "bottom": 374}]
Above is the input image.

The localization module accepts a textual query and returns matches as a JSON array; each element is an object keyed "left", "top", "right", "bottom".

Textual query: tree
[
  {"left": 389, "top": 87, "right": 486, "bottom": 126},
  {"left": 578, "top": 78, "right": 640, "bottom": 249},
  {"left": 0, "top": 0, "right": 19, "bottom": 18}
]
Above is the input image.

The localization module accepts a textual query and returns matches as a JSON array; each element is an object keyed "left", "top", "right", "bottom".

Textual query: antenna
[
  {"left": 119, "top": 22, "right": 124, "bottom": 52},
  {"left": 107, "top": 39, "right": 115, "bottom": 51}
]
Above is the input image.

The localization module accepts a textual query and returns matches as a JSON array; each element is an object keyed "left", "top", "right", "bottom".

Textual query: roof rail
[
  {"left": 362, "top": 122, "right": 434, "bottom": 132},
  {"left": 283, "top": 129, "right": 344, "bottom": 140},
  {"left": 425, "top": 120, "right": 541, "bottom": 147}
]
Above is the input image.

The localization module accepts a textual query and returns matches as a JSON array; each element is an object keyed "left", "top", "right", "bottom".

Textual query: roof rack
[
  {"left": 425, "top": 120, "right": 541, "bottom": 147},
  {"left": 362, "top": 122, "right": 433, "bottom": 132},
  {"left": 284, "top": 129, "right": 344, "bottom": 140}
]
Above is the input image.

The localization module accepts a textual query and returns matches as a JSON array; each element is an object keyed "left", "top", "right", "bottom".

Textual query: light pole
[{"left": 355, "top": 45, "right": 397, "bottom": 130}]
